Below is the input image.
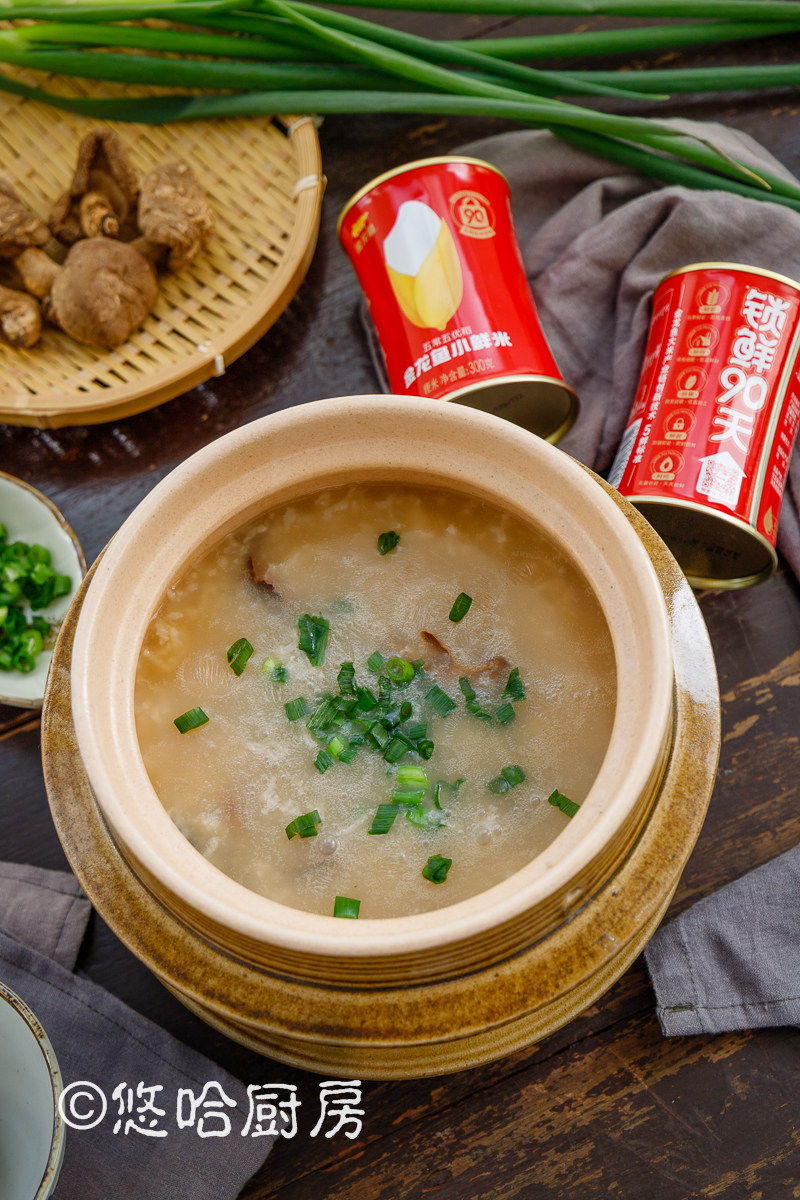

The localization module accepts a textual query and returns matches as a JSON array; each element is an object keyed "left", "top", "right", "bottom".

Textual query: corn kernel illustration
[{"left": 383, "top": 200, "right": 463, "bottom": 330}]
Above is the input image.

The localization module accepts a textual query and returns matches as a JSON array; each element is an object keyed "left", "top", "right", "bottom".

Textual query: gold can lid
[{"left": 336, "top": 156, "right": 509, "bottom": 238}]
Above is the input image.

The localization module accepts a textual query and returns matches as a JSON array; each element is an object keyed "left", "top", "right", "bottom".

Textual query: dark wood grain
[{"left": 3, "top": 11, "right": 800, "bottom": 1199}]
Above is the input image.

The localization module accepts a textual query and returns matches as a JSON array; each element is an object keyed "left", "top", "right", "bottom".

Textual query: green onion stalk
[{"left": 0, "top": 0, "right": 800, "bottom": 208}]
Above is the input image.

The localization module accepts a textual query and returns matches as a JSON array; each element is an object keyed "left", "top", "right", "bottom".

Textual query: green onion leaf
[
  {"left": 333, "top": 895, "right": 360, "bottom": 919},
  {"left": 366, "top": 651, "right": 385, "bottom": 673},
  {"left": 377, "top": 675, "right": 393, "bottom": 712},
  {"left": 422, "top": 854, "right": 452, "bottom": 884},
  {"left": 314, "top": 748, "right": 335, "bottom": 774},
  {"left": 368, "top": 804, "right": 399, "bottom": 834},
  {"left": 425, "top": 684, "right": 457, "bottom": 717},
  {"left": 226, "top": 636, "right": 253, "bottom": 676},
  {"left": 405, "top": 721, "right": 427, "bottom": 741},
  {"left": 433, "top": 777, "right": 465, "bottom": 808},
  {"left": 356, "top": 685, "right": 378, "bottom": 712},
  {"left": 377, "top": 530, "right": 400, "bottom": 555},
  {"left": 384, "top": 736, "right": 411, "bottom": 764},
  {"left": 495, "top": 702, "right": 516, "bottom": 725},
  {"left": 327, "top": 734, "right": 347, "bottom": 761},
  {"left": 285, "top": 810, "right": 321, "bottom": 840},
  {"left": 284, "top": 696, "right": 309, "bottom": 722},
  {"left": 308, "top": 693, "right": 338, "bottom": 733},
  {"left": 173, "top": 707, "right": 209, "bottom": 734},
  {"left": 298, "top": 613, "right": 330, "bottom": 667},
  {"left": 502, "top": 667, "right": 526, "bottom": 702},
  {"left": 261, "top": 656, "right": 288, "bottom": 682},
  {"left": 448, "top": 592, "right": 472, "bottom": 623},
  {"left": 337, "top": 660, "right": 356, "bottom": 694},
  {"left": 398, "top": 700, "right": 413, "bottom": 722},
  {"left": 397, "top": 764, "right": 428, "bottom": 788},
  {"left": 547, "top": 788, "right": 581, "bottom": 818},
  {"left": 417, "top": 739, "right": 435, "bottom": 760},
  {"left": 391, "top": 786, "right": 425, "bottom": 805},
  {"left": 488, "top": 764, "right": 527, "bottom": 793},
  {"left": 385, "top": 655, "right": 416, "bottom": 685}
]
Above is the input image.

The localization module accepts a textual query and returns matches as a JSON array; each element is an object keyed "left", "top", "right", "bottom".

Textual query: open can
[
  {"left": 609, "top": 262, "right": 800, "bottom": 588},
  {"left": 337, "top": 156, "right": 578, "bottom": 442}
]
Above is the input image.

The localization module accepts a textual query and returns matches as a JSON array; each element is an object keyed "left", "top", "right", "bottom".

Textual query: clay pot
[{"left": 49, "top": 396, "right": 719, "bottom": 1077}]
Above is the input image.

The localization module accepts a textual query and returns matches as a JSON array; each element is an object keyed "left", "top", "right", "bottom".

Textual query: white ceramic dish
[
  {"left": 0, "top": 472, "right": 85, "bottom": 708},
  {"left": 0, "top": 981, "right": 65, "bottom": 1200}
]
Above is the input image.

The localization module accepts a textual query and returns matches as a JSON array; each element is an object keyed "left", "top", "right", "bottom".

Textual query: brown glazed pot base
[{"left": 42, "top": 478, "right": 719, "bottom": 1080}]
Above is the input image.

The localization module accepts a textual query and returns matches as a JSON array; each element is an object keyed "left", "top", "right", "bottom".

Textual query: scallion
[
  {"left": 502, "top": 667, "right": 526, "bottom": 702},
  {"left": 298, "top": 613, "right": 329, "bottom": 667},
  {"left": 422, "top": 854, "right": 452, "bottom": 884},
  {"left": 425, "top": 684, "right": 456, "bottom": 718},
  {"left": 448, "top": 592, "right": 472, "bottom": 623},
  {"left": 314, "top": 748, "right": 335, "bottom": 773},
  {"left": 173, "top": 706, "right": 209, "bottom": 734},
  {"left": 333, "top": 895, "right": 360, "bottom": 918},
  {"left": 487, "top": 764, "right": 526, "bottom": 793},
  {"left": 337, "top": 660, "right": 356, "bottom": 694},
  {"left": 368, "top": 803, "right": 400, "bottom": 834},
  {"left": 547, "top": 788, "right": 580, "bottom": 818},
  {"left": 366, "top": 651, "right": 385, "bottom": 673},
  {"left": 284, "top": 696, "right": 309, "bottom": 722},
  {"left": 377, "top": 530, "right": 400, "bottom": 555},
  {"left": 385, "top": 656, "right": 416, "bottom": 685},
  {"left": 261, "top": 656, "right": 288, "bottom": 682},
  {"left": 285, "top": 809, "right": 322, "bottom": 839},
  {"left": 226, "top": 636, "right": 253, "bottom": 676},
  {"left": 495, "top": 702, "right": 516, "bottom": 725}
]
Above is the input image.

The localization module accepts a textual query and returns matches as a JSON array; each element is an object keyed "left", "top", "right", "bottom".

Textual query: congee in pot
[{"left": 134, "top": 482, "right": 616, "bottom": 918}]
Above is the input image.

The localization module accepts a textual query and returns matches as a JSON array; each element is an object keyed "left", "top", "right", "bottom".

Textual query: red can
[
  {"left": 609, "top": 262, "right": 800, "bottom": 588},
  {"left": 337, "top": 156, "right": 578, "bottom": 442}
]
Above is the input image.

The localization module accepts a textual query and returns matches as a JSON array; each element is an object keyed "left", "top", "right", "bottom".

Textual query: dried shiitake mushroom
[
  {"left": 0, "top": 283, "right": 41, "bottom": 348},
  {"left": 49, "top": 129, "right": 139, "bottom": 245},
  {"left": 0, "top": 175, "right": 60, "bottom": 298},
  {"left": 41, "top": 238, "right": 159, "bottom": 348},
  {"left": 134, "top": 161, "right": 215, "bottom": 271}
]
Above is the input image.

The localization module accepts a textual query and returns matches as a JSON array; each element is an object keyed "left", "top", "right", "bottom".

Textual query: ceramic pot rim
[{"left": 70, "top": 395, "right": 674, "bottom": 958}]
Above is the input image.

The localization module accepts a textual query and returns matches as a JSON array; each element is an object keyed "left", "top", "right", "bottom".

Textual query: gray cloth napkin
[
  {"left": 361, "top": 120, "right": 800, "bottom": 1034},
  {"left": 0, "top": 862, "right": 275, "bottom": 1199},
  {"left": 643, "top": 845, "right": 800, "bottom": 1035}
]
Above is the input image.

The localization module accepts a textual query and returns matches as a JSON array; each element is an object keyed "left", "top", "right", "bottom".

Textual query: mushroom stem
[
  {"left": 0, "top": 282, "right": 41, "bottom": 348},
  {"left": 13, "top": 247, "right": 60, "bottom": 299}
]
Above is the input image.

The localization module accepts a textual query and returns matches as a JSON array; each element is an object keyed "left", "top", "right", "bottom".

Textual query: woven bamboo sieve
[{"left": 0, "top": 70, "right": 324, "bottom": 427}]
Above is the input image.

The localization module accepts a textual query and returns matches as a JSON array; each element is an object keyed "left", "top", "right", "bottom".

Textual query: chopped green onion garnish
[
  {"left": 410, "top": 658, "right": 426, "bottom": 677},
  {"left": 459, "top": 676, "right": 493, "bottom": 721},
  {"left": 368, "top": 804, "right": 399, "bottom": 835},
  {"left": 397, "top": 765, "right": 428, "bottom": 788},
  {"left": 488, "top": 764, "right": 527, "bottom": 793},
  {"left": 298, "top": 613, "right": 330, "bottom": 667},
  {"left": 284, "top": 696, "right": 309, "bottom": 722},
  {"left": 261, "top": 657, "right": 288, "bottom": 682},
  {"left": 425, "top": 684, "right": 457, "bottom": 718},
  {"left": 406, "top": 721, "right": 428, "bottom": 741},
  {"left": 383, "top": 736, "right": 411, "bottom": 764},
  {"left": 502, "top": 667, "right": 526, "bottom": 702},
  {"left": 338, "top": 744, "right": 360, "bottom": 764},
  {"left": 333, "top": 895, "right": 360, "bottom": 919},
  {"left": 385, "top": 656, "right": 416, "bottom": 685},
  {"left": 377, "top": 676, "right": 393, "bottom": 711},
  {"left": 226, "top": 637, "right": 253, "bottom": 676},
  {"left": 285, "top": 810, "right": 322, "bottom": 840},
  {"left": 327, "top": 734, "right": 347, "bottom": 761},
  {"left": 377, "top": 530, "right": 400, "bottom": 556},
  {"left": 548, "top": 789, "right": 580, "bottom": 818},
  {"left": 337, "top": 660, "right": 356, "bottom": 694},
  {"left": 173, "top": 707, "right": 209, "bottom": 734},
  {"left": 367, "top": 651, "right": 385, "bottom": 673},
  {"left": 459, "top": 676, "right": 476, "bottom": 703},
  {"left": 422, "top": 854, "right": 452, "bottom": 884},
  {"left": 417, "top": 740, "right": 435, "bottom": 760},
  {"left": 308, "top": 694, "right": 338, "bottom": 732},
  {"left": 496, "top": 702, "right": 516, "bottom": 725},
  {"left": 356, "top": 685, "right": 378, "bottom": 712},
  {"left": 448, "top": 592, "right": 472, "bottom": 623},
  {"left": 398, "top": 700, "right": 413, "bottom": 722},
  {"left": 315, "top": 749, "right": 335, "bottom": 774},
  {"left": 433, "top": 778, "right": 465, "bottom": 809},
  {"left": 391, "top": 786, "right": 425, "bottom": 806}
]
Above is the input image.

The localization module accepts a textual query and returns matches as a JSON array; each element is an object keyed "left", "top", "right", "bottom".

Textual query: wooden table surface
[{"left": 2, "top": 12, "right": 800, "bottom": 1198}]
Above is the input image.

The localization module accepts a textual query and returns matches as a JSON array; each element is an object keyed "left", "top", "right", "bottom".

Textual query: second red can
[{"left": 337, "top": 156, "right": 578, "bottom": 442}]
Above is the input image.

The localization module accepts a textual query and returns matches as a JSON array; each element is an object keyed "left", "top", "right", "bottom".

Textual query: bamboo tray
[{"left": 0, "top": 73, "right": 324, "bottom": 428}]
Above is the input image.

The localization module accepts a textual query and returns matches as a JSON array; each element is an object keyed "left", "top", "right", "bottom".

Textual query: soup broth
[{"left": 134, "top": 482, "right": 616, "bottom": 918}]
